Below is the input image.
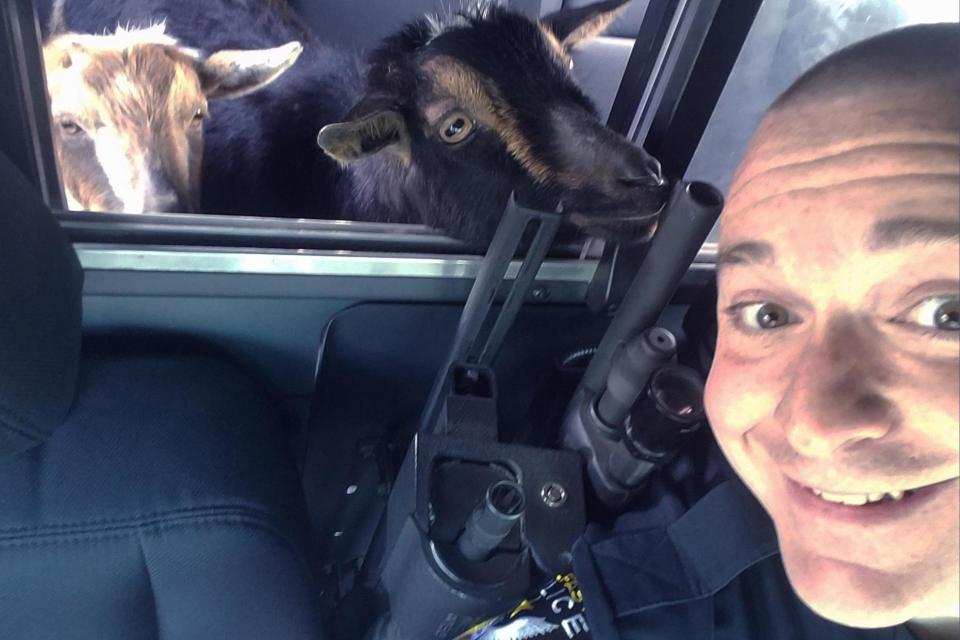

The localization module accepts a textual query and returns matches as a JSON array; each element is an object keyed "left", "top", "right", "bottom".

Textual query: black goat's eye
[
  {"left": 439, "top": 111, "right": 474, "bottom": 144},
  {"left": 59, "top": 118, "right": 83, "bottom": 136}
]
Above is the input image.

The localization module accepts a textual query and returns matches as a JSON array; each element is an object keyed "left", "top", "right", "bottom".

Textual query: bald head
[
  {"left": 728, "top": 22, "right": 959, "bottom": 213},
  {"left": 773, "top": 22, "right": 959, "bottom": 111}
]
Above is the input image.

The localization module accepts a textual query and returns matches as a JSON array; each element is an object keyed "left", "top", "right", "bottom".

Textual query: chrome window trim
[
  {"left": 57, "top": 209, "right": 602, "bottom": 258},
  {"left": 75, "top": 243, "right": 717, "bottom": 280}
]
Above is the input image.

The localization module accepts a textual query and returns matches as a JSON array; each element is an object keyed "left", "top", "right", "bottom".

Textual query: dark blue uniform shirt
[{"left": 571, "top": 448, "right": 916, "bottom": 640}]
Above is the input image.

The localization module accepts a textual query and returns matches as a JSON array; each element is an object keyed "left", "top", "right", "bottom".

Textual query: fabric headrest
[{"left": 0, "top": 152, "right": 83, "bottom": 456}]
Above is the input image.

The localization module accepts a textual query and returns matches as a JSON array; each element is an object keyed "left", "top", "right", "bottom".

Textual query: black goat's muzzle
[
  {"left": 564, "top": 177, "right": 671, "bottom": 243},
  {"left": 540, "top": 105, "right": 672, "bottom": 241}
]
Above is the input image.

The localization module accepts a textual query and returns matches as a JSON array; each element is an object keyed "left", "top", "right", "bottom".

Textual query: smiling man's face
[{"left": 704, "top": 27, "right": 960, "bottom": 629}]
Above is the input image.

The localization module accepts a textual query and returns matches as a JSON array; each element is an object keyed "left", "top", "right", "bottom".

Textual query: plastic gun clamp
[{"left": 364, "top": 195, "right": 590, "bottom": 640}]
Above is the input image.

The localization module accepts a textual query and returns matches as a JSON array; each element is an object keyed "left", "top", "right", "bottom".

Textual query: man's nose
[{"left": 774, "top": 314, "right": 899, "bottom": 458}]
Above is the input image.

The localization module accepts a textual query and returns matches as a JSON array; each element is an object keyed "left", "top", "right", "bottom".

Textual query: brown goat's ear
[
  {"left": 317, "top": 110, "right": 412, "bottom": 164},
  {"left": 201, "top": 41, "right": 303, "bottom": 100},
  {"left": 542, "top": 0, "right": 630, "bottom": 50}
]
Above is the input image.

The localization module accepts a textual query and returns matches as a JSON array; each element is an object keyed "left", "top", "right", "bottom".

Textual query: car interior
[{"left": 0, "top": 0, "right": 956, "bottom": 638}]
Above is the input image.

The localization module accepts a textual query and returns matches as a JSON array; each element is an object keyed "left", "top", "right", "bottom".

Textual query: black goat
[{"left": 39, "top": 0, "right": 669, "bottom": 245}]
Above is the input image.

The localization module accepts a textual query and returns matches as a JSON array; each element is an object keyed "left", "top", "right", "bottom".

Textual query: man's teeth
[{"left": 808, "top": 488, "right": 907, "bottom": 506}]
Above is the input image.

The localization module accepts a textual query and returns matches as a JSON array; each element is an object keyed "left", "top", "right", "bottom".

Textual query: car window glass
[{"left": 684, "top": 0, "right": 959, "bottom": 240}]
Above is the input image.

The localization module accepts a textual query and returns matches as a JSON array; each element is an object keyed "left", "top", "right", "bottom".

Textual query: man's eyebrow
[
  {"left": 868, "top": 217, "right": 960, "bottom": 250},
  {"left": 715, "top": 241, "right": 775, "bottom": 270}
]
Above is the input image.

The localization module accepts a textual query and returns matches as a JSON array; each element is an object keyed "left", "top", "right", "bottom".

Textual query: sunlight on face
[{"left": 704, "top": 77, "right": 960, "bottom": 628}]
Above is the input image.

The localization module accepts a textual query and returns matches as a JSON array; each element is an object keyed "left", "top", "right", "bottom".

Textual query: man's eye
[
  {"left": 899, "top": 296, "right": 960, "bottom": 331},
  {"left": 729, "top": 301, "right": 797, "bottom": 332}
]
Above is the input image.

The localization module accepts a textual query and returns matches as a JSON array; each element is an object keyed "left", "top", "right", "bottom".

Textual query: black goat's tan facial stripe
[{"left": 423, "top": 56, "right": 555, "bottom": 182}]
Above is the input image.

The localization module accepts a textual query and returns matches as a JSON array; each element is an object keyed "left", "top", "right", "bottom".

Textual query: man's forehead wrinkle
[
  {"left": 730, "top": 84, "right": 959, "bottom": 202},
  {"left": 725, "top": 174, "right": 960, "bottom": 241},
  {"left": 748, "top": 117, "right": 959, "bottom": 162},
  {"left": 728, "top": 141, "right": 960, "bottom": 212},
  {"left": 730, "top": 103, "right": 957, "bottom": 192}
]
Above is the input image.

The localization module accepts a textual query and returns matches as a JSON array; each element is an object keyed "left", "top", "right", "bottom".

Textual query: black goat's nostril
[
  {"left": 618, "top": 156, "right": 665, "bottom": 189},
  {"left": 645, "top": 157, "right": 663, "bottom": 180}
]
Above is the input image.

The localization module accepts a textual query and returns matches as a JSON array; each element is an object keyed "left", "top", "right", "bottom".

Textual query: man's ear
[
  {"left": 200, "top": 41, "right": 302, "bottom": 100},
  {"left": 542, "top": 0, "right": 630, "bottom": 50},
  {"left": 316, "top": 97, "right": 411, "bottom": 164}
]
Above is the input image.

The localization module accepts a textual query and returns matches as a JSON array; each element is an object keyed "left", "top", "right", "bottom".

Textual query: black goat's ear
[
  {"left": 317, "top": 108, "right": 411, "bottom": 164},
  {"left": 542, "top": 0, "right": 630, "bottom": 50}
]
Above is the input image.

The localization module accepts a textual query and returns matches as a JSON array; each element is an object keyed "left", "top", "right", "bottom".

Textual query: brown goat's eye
[
  {"left": 190, "top": 108, "right": 207, "bottom": 127},
  {"left": 439, "top": 112, "right": 474, "bottom": 145},
  {"left": 59, "top": 118, "right": 83, "bottom": 136}
]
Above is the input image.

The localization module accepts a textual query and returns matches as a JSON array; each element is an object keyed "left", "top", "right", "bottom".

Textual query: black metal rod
[
  {"left": 580, "top": 180, "right": 723, "bottom": 394},
  {"left": 418, "top": 197, "right": 528, "bottom": 433},
  {"left": 478, "top": 208, "right": 561, "bottom": 366},
  {"left": 450, "top": 196, "right": 532, "bottom": 365},
  {"left": 419, "top": 195, "right": 560, "bottom": 434}
]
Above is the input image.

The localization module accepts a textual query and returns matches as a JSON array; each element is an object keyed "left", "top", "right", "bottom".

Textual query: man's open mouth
[
  {"left": 793, "top": 476, "right": 958, "bottom": 509},
  {"left": 804, "top": 487, "right": 912, "bottom": 506}
]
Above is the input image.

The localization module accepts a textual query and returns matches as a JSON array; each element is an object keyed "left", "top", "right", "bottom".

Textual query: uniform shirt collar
[{"left": 576, "top": 479, "right": 778, "bottom": 617}]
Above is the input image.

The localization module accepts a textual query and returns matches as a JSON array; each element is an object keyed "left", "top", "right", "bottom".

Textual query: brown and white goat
[{"left": 42, "top": 24, "right": 301, "bottom": 213}]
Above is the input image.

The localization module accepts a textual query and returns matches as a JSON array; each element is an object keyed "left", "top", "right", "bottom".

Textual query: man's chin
[{"left": 778, "top": 543, "right": 918, "bottom": 629}]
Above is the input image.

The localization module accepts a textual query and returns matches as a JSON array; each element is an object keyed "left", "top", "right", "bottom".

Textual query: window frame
[
  {"left": 0, "top": 0, "right": 62, "bottom": 209},
  {"left": 0, "top": 0, "right": 738, "bottom": 265}
]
